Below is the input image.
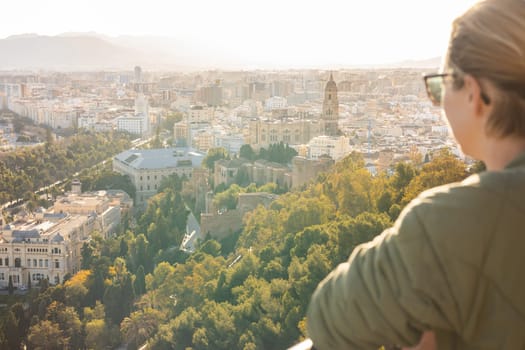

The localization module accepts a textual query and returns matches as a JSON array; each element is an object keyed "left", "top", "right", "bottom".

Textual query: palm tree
[{"left": 120, "top": 308, "right": 163, "bottom": 350}]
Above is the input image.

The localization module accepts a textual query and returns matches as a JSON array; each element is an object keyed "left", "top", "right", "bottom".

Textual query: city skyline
[{"left": 2, "top": 0, "right": 479, "bottom": 69}]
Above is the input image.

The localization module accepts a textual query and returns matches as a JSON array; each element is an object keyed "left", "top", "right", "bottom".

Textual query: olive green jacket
[{"left": 307, "top": 152, "right": 525, "bottom": 349}]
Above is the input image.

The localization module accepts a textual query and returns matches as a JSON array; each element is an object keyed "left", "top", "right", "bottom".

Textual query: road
[{"left": 1, "top": 137, "right": 152, "bottom": 211}]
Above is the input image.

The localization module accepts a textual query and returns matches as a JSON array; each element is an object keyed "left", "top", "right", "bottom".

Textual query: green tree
[
  {"left": 200, "top": 240, "right": 221, "bottom": 257},
  {"left": 120, "top": 308, "right": 163, "bottom": 350},
  {"left": 8, "top": 275, "right": 14, "bottom": 295},
  {"left": 213, "top": 184, "right": 242, "bottom": 210},
  {"left": 161, "top": 112, "right": 183, "bottom": 132},
  {"left": 4, "top": 310, "right": 23, "bottom": 350},
  {"left": 203, "top": 147, "right": 229, "bottom": 170},
  {"left": 85, "top": 318, "right": 112, "bottom": 350},
  {"left": 239, "top": 144, "right": 256, "bottom": 161},
  {"left": 27, "top": 320, "right": 66, "bottom": 350},
  {"left": 402, "top": 148, "right": 467, "bottom": 205},
  {"left": 134, "top": 265, "right": 147, "bottom": 296}
]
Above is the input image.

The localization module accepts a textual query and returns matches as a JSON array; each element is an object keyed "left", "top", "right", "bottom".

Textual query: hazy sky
[{"left": 2, "top": 0, "right": 479, "bottom": 68}]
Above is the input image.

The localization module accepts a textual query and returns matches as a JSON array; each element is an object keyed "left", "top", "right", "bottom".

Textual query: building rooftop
[{"left": 114, "top": 148, "right": 205, "bottom": 170}]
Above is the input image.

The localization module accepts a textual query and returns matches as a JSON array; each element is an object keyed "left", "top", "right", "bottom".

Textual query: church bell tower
[{"left": 322, "top": 72, "right": 340, "bottom": 136}]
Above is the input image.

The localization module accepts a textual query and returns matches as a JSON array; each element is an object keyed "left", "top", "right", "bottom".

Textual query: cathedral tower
[{"left": 322, "top": 72, "right": 340, "bottom": 136}]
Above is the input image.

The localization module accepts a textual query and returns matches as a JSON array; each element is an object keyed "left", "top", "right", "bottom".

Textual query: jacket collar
[{"left": 505, "top": 149, "right": 525, "bottom": 169}]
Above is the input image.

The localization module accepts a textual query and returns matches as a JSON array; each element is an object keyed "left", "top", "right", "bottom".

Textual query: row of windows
[
  {"left": 0, "top": 273, "right": 53, "bottom": 282},
  {"left": 0, "top": 274, "right": 20, "bottom": 283},
  {"left": 140, "top": 175, "right": 160, "bottom": 181},
  {"left": 140, "top": 184, "right": 158, "bottom": 191},
  {"left": 0, "top": 247, "right": 64, "bottom": 254},
  {"left": 0, "top": 257, "right": 60, "bottom": 268},
  {"left": 27, "top": 248, "right": 49, "bottom": 253},
  {"left": 32, "top": 273, "right": 46, "bottom": 281},
  {"left": 261, "top": 129, "right": 301, "bottom": 135},
  {"left": 260, "top": 135, "right": 300, "bottom": 142}
]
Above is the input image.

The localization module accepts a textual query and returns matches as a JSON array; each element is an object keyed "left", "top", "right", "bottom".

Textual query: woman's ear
[{"left": 463, "top": 75, "right": 488, "bottom": 118}]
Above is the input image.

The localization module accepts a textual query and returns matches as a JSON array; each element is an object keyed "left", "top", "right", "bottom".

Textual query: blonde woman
[{"left": 307, "top": 0, "right": 525, "bottom": 349}]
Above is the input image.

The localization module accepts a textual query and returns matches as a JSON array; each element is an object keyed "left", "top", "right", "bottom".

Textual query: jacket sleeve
[{"left": 307, "top": 200, "right": 460, "bottom": 350}]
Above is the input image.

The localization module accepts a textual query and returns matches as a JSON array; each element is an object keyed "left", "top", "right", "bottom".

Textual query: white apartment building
[
  {"left": 264, "top": 96, "right": 287, "bottom": 111},
  {"left": 135, "top": 94, "right": 149, "bottom": 123},
  {"left": 307, "top": 135, "right": 351, "bottom": 161},
  {"left": 117, "top": 114, "right": 148, "bottom": 136},
  {"left": 188, "top": 105, "right": 214, "bottom": 123},
  {"left": 113, "top": 148, "right": 205, "bottom": 207},
  {"left": 214, "top": 132, "right": 245, "bottom": 155}
]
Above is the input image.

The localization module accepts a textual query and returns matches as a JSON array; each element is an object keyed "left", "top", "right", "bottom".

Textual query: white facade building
[
  {"left": 0, "top": 213, "right": 92, "bottom": 288},
  {"left": 264, "top": 96, "right": 288, "bottom": 111},
  {"left": 307, "top": 135, "right": 351, "bottom": 161},
  {"left": 117, "top": 114, "right": 148, "bottom": 136}
]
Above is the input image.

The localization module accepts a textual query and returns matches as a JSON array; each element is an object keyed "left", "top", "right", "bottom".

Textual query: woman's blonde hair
[{"left": 446, "top": 0, "right": 525, "bottom": 137}]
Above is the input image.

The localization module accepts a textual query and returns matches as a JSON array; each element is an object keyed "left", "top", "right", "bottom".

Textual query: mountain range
[{"left": 0, "top": 33, "right": 441, "bottom": 72}]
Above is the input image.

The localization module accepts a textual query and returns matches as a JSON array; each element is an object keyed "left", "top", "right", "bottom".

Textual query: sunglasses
[{"left": 423, "top": 73, "right": 491, "bottom": 107}]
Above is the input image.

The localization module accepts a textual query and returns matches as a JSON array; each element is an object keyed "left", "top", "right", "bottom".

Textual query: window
[
  {"left": 14, "top": 258, "right": 21, "bottom": 268},
  {"left": 39, "top": 259, "right": 43, "bottom": 267},
  {"left": 33, "top": 259, "right": 37, "bottom": 267},
  {"left": 0, "top": 259, "right": 3, "bottom": 266},
  {"left": 55, "top": 260, "right": 60, "bottom": 268},
  {"left": 4, "top": 258, "right": 8, "bottom": 266},
  {"left": 0, "top": 273, "right": 4, "bottom": 280},
  {"left": 45, "top": 260, "right": 49, "bottom": 268}
]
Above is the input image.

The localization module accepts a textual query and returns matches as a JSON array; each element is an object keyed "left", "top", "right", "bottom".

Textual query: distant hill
[
  {"left": 0, "top": 35, "right": 148, "bottom": 71},
  {"left": 392, "top": 56, "right": 442, "bottom": 69},
  {"left": 0, "top": 33, "right": 442, "bottom": 71},
  {"left": 0, "top": 34, "right": 204, "bottom": 71}
]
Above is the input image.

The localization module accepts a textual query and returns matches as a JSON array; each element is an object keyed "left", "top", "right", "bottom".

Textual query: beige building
[
  {"left": 113, "top": 148, "right": 205, "bottom": 207},
  {"left": 174, "top": 120, "right": 189, "bottom": 145},
  {"left": 246, "top": 160, "right": 291, "bottom": 188},
  {"left": 214, "top": 158, "right": 246, "bottom": 189},
  {"left": 214, "top": 158, "right": 291, "bottom": 189},
  {"left": 0, "top": 186, "right": 130, "bottom": 289},
  {"left": 188, "top": 105, "right": 214, "bottom": 123},
  {"left": 292, "top": 156, "right": 334, "bottom": 189},
  {"left": 0, "top": 212, "right": 92, "bottom": 288},
  {"left": 200, "top": 192, "right": 278, "bottom": 240},
  {"left": 248, "top": 116, "right": 323, "bottom": 150},
  {"left": 193, "top": 130, "right": 214, "bottom": 152}
]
